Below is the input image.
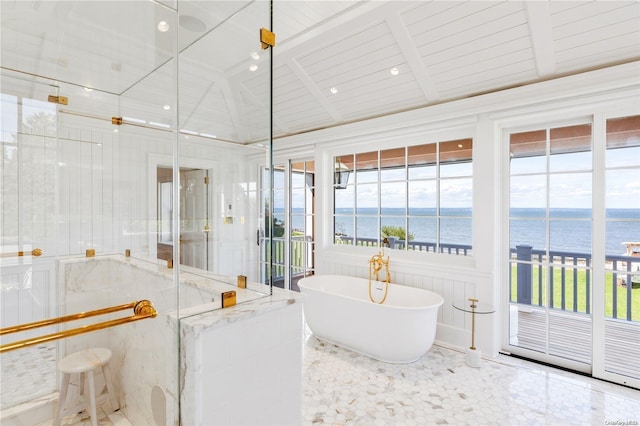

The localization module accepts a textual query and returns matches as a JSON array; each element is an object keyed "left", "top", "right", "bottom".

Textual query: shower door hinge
[
  {"left": 47, "top": 95, "right": 68, "bottom": 105},
  {"left": 260, "top": 27, "right": 276, "bottom": 49}
]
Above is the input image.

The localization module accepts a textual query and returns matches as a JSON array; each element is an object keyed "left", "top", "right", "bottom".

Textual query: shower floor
[
  {"left": 36, "top": 410, "right": 130, "bottom": 426},
  {"left": 1, "top": 344, "right": 56, "bottom": 410}
]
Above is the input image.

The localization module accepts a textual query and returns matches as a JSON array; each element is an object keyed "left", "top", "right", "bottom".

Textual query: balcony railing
[
  {"left": 511, "top": 245, "right": 639, "bottom": 322},
  {"left": 335, "top": 236, "right": 472, "bottom": 256}
]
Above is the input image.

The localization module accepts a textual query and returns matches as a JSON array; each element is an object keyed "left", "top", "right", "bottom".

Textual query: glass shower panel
[
  {"left": 1, "top": 1, "right": 182, "bottom": 424},
  {"left": 1, "top": 75, "right": 62, "bottom": 413},
  {"left": 177, "top": 0, "right": 272, "bottom": 300}
]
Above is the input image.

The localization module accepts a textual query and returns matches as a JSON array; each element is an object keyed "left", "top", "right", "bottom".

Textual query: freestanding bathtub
[{"left": 298, "top": 275, "right": 444, "bottom": 364}]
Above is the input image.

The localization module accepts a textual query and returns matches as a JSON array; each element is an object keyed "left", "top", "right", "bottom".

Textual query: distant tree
[{"left": 381, "top": 225, "right": 414, "bottom": 241}]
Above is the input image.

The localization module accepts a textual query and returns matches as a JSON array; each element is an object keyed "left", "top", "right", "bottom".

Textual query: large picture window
[{"left": 333, "top": 139, "right": 473, "bottom": 255}]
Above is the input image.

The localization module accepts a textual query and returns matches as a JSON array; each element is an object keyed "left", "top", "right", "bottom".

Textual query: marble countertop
[
  {"left": 177, "top": 286, "right": 300, "bottom": 332},
  {"left": 57, "top": 252, "right": 299, "bottom": 330}
]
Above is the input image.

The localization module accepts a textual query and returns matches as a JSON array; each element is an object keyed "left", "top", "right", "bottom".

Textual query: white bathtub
[{"left": 298, "top": 275, "right": 444, "bottom": 364}]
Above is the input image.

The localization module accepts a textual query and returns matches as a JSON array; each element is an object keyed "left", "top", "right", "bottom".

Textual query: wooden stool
[{"left": 54, "top": 348, "right": 119, "bottom": 426}]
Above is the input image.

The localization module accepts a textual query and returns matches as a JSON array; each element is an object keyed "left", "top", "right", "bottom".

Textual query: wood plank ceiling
[{"left": 1, "top": 1, "right": 639, "bottom": 144}]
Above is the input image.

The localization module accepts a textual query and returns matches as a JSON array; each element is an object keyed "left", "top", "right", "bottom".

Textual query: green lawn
[{"left": 510, "top": 264, "right": 640, "bottom": 321}]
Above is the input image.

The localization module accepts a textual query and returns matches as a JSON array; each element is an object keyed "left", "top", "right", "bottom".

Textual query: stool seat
[
  {"left": 54, "top": 347, "right": 119, "bottom": 426},
  {"left": 59, "top": 348, "right": 112, "bottom": 374}
]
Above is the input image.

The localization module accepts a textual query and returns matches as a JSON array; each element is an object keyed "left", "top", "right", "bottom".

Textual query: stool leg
[
  {"left": 79, "top": 372, "right": 85, "bottom": 399},
  {"left": 87, "top": 370, "right": 98, "bottom": 426},
  {"left": 102, "top": 363, "right": 120, "bottom": 411},
  {"left": 53, "top": 373, "right": 71, "bottom": 426}
]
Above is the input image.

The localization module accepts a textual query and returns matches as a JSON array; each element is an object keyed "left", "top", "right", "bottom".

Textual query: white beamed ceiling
[{"left": 1, "top": 1, "right": 638, "bottom": 144}]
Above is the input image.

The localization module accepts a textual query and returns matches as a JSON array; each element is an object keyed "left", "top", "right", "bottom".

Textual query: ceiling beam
[
  {"left": 288, "top": 57, "right": 343, "bottom": 123},
  {"left": 385, "top": 11, "right": 441, "bottom": 103},
  {"left": 238, "top": 83, "right": 292, "bottom": 136},
  {"left": 525, "top": 1, "right": 557, "bottom": 77}
]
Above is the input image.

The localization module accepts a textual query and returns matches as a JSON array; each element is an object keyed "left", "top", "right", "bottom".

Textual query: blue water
[{"left": 284, "top": 207, "right": 640, "bottom": 254}]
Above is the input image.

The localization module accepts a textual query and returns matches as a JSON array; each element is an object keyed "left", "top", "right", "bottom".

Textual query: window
[
  {"left": 605, "top": 115, "right": 640, "bottom": 321},
  {"left": 509, "top": 123, "right": 593, "bottom": 310},
  {"left": 333, "top": 139, "right": 473, "bottom": 255}
]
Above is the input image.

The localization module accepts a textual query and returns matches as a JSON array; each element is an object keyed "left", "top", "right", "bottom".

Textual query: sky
[{"left": 2, "top": 94, "right": 639, "bottom": 211}]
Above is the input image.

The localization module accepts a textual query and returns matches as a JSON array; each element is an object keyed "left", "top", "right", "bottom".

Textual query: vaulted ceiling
[{"left": 2, "top": 1, "right": 639, "bottom": 144}]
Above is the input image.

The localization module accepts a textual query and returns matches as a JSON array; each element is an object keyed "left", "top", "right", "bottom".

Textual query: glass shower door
[
  {"left": 0, "top": 1, "right": 181, "bottom": 424},
  {"left": 1, "top": 76, "right": 60, "bottom": 413}
]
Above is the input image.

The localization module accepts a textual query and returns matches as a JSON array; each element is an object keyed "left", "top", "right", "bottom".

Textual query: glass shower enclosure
[{"left": 1, "top": 1, "right": 273, "bottom": 424}]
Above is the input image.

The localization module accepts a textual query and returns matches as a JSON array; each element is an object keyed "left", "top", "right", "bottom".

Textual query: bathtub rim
[{"left": 298, "top": 274, "right": 444, "bottom": 311}]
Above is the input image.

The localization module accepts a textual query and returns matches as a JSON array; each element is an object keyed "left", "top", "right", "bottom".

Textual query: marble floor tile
[
  {"left": 14, "top": 330, "right": 640, "bottom": 425},
  {"left": 301, "top": 333, "right": 640, "bottom": 425}
]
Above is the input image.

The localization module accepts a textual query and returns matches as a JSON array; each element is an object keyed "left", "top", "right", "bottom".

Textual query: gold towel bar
[
  {"left": 0, "top": 248, "right": 43, "bottom": 258},
  {"left": 0, "top": 300, "right": 157, "bottom": 353}
]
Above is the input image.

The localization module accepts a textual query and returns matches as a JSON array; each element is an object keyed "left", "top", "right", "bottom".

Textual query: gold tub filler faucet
[{"left": 368, "top": 248, "right": 391, "bottom": 304}]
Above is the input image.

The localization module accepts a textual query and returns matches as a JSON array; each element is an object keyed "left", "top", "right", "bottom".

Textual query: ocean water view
[{"left": 321, "top": 208, "right": 640, "bottom": 255}]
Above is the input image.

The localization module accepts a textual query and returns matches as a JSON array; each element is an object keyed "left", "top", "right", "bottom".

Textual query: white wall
[
  {"left": 271, "top": 62, "right": 640, "bottom": 357},
  {"left": 50, "top": 113, "right": 266, "bottom": 281}
]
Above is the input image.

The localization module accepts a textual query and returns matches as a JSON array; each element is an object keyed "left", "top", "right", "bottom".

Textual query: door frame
[
  {"left": 147, "top": 154, "right": 216, "bottom": 264},
  {"left": 498, "top": 107, "right": 640, "bottom": 389}
]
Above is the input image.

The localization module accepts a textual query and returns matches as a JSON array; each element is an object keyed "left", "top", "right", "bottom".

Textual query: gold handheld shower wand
[{"left": 368, "top": 248, "right": 390, "bottom": 304}]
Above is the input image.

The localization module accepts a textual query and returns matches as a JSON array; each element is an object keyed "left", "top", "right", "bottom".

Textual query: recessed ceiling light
[
  {"left": 330, "top": 87, "right": 338, "bottom": 94},
  {"left": 390, "top": 67, "right": 399, "bottom": 76},
  {"left": 157, "top": 21, "right": 170, "bottom": 32},
  {"left": 249, "top": 64, "right": 258, "bottom": 72},
  {"left": 84, "top": 87, "right": 93, "bottom": 92},
  {"left": 163, "top": 105, "right": 171, "bottom": 110},
  {"left": 250, "top": 52, "right": 260, "bottom": 60}
]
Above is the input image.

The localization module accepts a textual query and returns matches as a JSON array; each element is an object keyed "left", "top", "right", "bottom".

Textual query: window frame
[{"left": 331, "top": 137, "right": 474, "bottom": 257}]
